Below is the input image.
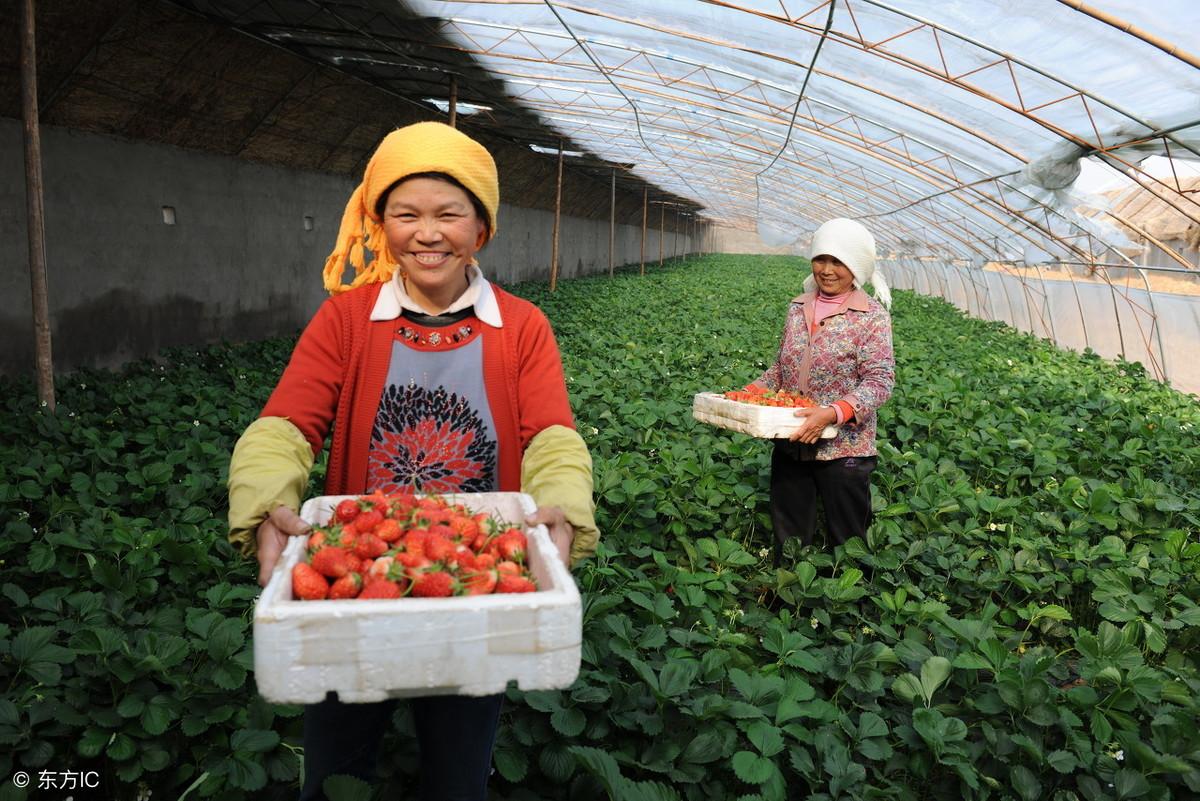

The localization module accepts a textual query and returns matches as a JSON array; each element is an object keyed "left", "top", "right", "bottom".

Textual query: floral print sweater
[{"left": 754, "top": 289, "right": 894, "bottom": 460}]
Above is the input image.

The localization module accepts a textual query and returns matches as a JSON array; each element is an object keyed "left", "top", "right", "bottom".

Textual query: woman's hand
[
  {"left": 526, "top": 505, "right": 575, "bottom": 568},
  {"left": 256, "top": 505, "right": 312, "bottom": 587},
  {"left": 788, "top": 406, "right": 838, "bottom": 445}
]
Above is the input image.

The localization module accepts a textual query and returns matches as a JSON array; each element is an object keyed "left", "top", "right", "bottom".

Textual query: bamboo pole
[
  {"left": 21, "top": 0, "right": 54, "bottom": 412},
  {"left": 550, "top": 140, "right": 563, "bottom": 292},
  {"left": 640, "top": 187, "right": 647, "bottom": 276},
  {"left": 608, "top": 169, "right": 615, "bottom": 277},
  {"left": 448, "top": 75, "right": 458, "bottom": 128}
]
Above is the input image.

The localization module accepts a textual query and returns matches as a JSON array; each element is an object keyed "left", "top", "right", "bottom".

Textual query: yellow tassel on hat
[{"left": 322, "top": 122, "right": 500, "bottom": 295}]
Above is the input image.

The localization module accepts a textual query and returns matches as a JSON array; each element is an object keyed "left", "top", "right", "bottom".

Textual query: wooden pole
[
  {"left": 640, "top": 187, "right": 647, "bottom": 276},
  {"left": 658, "top": 203, "right": 664, "bottom": 267},
  {"left": 448, "top": 75, "right": 458, "bottom": 128},
  {"left": 21, "top": 0, "right": 54, "bottom": 412},
  {"left": 608, "top": 169, "right": 616, "bottom": 277},
  {"left": 550, "top": 140, "right": 563, "bottom": 292}
]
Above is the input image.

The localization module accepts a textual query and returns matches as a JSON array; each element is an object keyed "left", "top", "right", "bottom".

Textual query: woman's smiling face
[
  {"left": 811, "top": 254, "right": 856, "bottom": 296},
  {"left": 381, "top": 176, "right": 487, "bottom": 309}
]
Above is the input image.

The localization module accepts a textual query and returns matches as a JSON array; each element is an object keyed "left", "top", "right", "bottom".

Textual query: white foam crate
[
  {"left": 253, "top": 492, "right": 581, "bottom": 703},
  {"left": 692, "top": 392, "right": 838, "bottom": 440}
]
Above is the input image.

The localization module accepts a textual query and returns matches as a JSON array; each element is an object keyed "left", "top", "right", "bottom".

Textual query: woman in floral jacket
[{"left": 752, "top": 218, "right": 894, "bottom": 564}]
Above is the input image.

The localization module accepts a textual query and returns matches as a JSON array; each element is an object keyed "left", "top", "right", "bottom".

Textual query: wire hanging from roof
[
  {"left": 754, "top": 0, "right": 838, "bottom": 247},
  {"left": 540, "top": 0, "right": 710, "bottom": 213}
]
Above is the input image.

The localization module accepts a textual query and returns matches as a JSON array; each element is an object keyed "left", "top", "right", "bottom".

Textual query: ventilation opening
[{"left": 303, "top": 215, "right": 314, "bottom": 231}]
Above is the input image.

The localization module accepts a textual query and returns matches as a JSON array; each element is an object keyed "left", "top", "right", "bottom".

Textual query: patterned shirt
[
  {"left": 366, "top": 309, "right": 498, "bottom": 493},
  {"left": 756, "top": 289, "right": 894, "bottom": 460}
]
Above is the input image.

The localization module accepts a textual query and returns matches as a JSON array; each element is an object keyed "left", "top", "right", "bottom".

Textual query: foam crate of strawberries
[
  {"left": 692, "top": 392, "right": 838, "bottom": 440},
  {"left": 253, "top": 492, "right": 581, "bottom": 703}
]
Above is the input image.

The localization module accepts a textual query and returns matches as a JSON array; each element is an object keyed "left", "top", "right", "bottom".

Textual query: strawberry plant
[{"left": 1, "top": 254, "right": 1198, "bottom": 800}]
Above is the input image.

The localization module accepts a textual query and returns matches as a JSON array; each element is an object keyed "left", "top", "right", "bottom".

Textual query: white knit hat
[{"left": 803, "top": 217, "right": 891, "bottom": 309}]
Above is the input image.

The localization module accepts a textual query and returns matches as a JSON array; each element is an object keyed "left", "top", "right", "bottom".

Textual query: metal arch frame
[
  {"left": 442, "top": 1, "right": 1200, "bottom": 255},
  {"left": 428, "top": 11, "right": 1184, "bottom": 276}
]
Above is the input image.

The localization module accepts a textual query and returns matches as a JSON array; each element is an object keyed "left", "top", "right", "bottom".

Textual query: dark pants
[
  {"left": 770, "top": 442, "right": 876, "bottom": 563},
  {"left": 298, "top": 693, "right": 504, "bottom": 801}
]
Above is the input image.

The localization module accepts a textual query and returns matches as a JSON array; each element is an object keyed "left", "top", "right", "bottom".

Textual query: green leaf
[
  {"left": 681, "top": 731, "right": 724, "bottom": 764},
  {"left": 1113, "top": 768, "right": 1151, "bottom": 799},
  {"left": 494, "top": 748, "right": 528, "bottom": 782},
  {"left": 322, "top": 774, "right": 373, "bottom": 801},
  {"left": 522, "top": 690, "right": 562, "bottom": 713},
  {"left": 107, "top": 733, "right": 136, "bottom": 761},
  {"left": 658, "top": 660, "right": 698, "bottom": 697},
  {"left": 230, "top": 729, "right": 280, "bottom": 753},
  {"left": 140, "top": 695, "right": 174, "bottom": 736},
  {"left": 550, "top": 707, "right": 586, "bottom": 737},
  {"left": 746, "top": 722, "right": 785, "bottom": 758},
  {"left": 731, "top": 751, "right": 774, "bottom": 784},
  {"left": 891, "top": 674, "right": 923, "bottom": 704},
  {"left": 207, "top": 617, "right": 247, "bottom": 661},
  {"left": 77, "top": 728, "right": 110, "bottom": 758},
  {"left": 1010, "top": 765, "right": 1042, "bottom": 801},
  {"left": 856, "top": 712, "right": 888, "bottom": 740},
  {"left": 919, "top": 656, "right": 952, "bottom": 701},
  {"left": 1046, "top": 750, "right": 1078, "bottom": 774},
  {"left": 539, "top": 744, "right": 576, "bottom": 782}
]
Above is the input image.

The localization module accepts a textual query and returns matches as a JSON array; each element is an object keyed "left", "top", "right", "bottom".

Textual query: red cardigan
[{"left": 261, "top": 281, "right": 575, "bottom": 495}]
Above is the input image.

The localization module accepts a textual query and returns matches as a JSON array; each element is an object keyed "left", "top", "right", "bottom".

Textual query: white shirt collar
[{"left": 369, "top": 263, "right": 503, "bottom": 327}]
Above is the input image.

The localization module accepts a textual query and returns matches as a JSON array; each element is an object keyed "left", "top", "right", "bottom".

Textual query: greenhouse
[{"left": 2, "top": 1, "right": 1198, "bottom": 800}]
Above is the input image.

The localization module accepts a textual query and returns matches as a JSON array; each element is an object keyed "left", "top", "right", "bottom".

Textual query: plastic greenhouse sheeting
[
  {"left": 389, "top": 0, "right": 1199, "bottom": 394},
  {"left": 178, "top": 0, "right": 1199, "bottom": 393},
  {"left": 885, "top": 259, "right": 1200, "bottom": 395}
]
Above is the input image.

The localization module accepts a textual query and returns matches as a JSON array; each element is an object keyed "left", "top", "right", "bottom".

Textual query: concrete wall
[
  {"left": 1, "top": 119, "right": 697, "bottom": 375},
  {"left": 711, "top": 225, "right": 806, "bottom": 256}
]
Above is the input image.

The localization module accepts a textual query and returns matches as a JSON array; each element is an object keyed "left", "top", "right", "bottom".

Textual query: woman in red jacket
[{"left": 227, "top": 122, "right": 597, "bottom": 801}]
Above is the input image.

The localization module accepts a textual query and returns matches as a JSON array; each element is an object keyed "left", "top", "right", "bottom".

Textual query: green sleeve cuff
[
  {"left": 227, "top": 416, "right": 316, "bottom": 556},
  {"left": 521, "top": 425, "right": 599, "bottom": 567}
]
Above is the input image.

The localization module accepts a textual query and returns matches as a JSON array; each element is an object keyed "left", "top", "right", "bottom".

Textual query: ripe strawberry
[
  {"left": 355, "top": 508, "right": 384, "bottom": 534},
  {"left": 354, "top": 533, "right": 388, "bottom": 559},
  {"left": 375, "top": 518, "right": 403, "bottom": 543},
  {"left": 307, "top": 529, "right": 328, "bottom": 551},
  {"left": 496, "top": 530, "right": 527, "bottom": 562},
  {"left": 449, "top": 515, "right": 480, "bottom": 543},
  {"left": 496, "top": 560, "right": 521, "bottom": 577},
  {"left": 424, "top": 535, "right": 454, "bottom": 563},
  {"left": 292, "top": 563, "right": 329, "bottom": 600},
  {"left": 411, "top": 570, "right": 455, "bottom": 598},
  {"left": 329, "top": 572, "right": 363, "bottom": 600},
  {"left": 335, "top": 498, "right": 360, "bottom": 524},
  {"left": 496, "top": 574, "right": 537, "bottom": 594},
  {"left": 339, "top": 525, "right": 359, "bottom": 549},
  {"left": 404, "top": 528, "right": 430, "bottom": 557},
  {"left": 311, "top": 546, "right": 353, "bottom": 579},
  {"left": 473, "top": 553, "right": 496, "bottom": 570},
  {"left": 368, "top": 555, "right": 394, "bottom": 580},
  {"left": 453, "top": 546, "right": 476, "bottom": 570},
  {"left": 396, "top": 552, "right": 431, "bottom": 578},
  {"left": 360, "top": 579, "right": 402, "bottom": 599},
  {"left": 463, "top": 567, "right": 498, "bottom": 596}
]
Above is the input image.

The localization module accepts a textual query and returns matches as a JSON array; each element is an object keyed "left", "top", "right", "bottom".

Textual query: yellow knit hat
[{"left": 322, "top": 121, "right": 500, "bottom": 294}]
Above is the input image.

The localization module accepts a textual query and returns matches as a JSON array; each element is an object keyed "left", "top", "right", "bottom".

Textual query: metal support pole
[
  {"left": 659, "top": 203, "right": 665, "bottom": 267},
  {"left": 608, "top": 169, "right": 615, "bottom": 277},
  {"left": 550, "top": 140, "right": 563, "bottom": 292},
  {"left": 448, "top": 75, "right": 457, "bottom": 128},
  {"left": 640, "top": 188, "right": 647, "bottom": 276},
  {"left": 21, "top": 0, "right": 54, "bottom": 411},
  {"left": 672, "top": 210, "right": 679, "bottom": 261}
]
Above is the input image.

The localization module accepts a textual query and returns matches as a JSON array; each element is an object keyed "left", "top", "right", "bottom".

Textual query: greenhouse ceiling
[{"left": 175, "top": 0, "right": 1200, "bottom": 268}]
